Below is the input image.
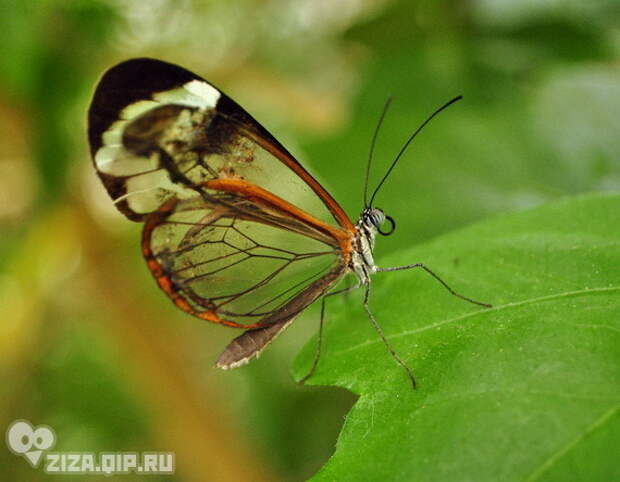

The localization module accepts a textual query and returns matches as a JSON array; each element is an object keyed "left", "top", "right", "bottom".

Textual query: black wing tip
[
  {"left": 98, "top": 57, "right": 200, "bottom": 85},
  {"left": 87, "top": 57, "right": 205, "bottom": 154}
]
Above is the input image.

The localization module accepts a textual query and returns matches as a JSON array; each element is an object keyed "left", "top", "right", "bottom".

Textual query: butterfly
[{"left": 87, "top": 58, "right": 491, "bottom": 388}]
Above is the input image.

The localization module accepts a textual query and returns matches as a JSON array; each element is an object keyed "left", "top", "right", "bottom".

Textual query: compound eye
[
  {"left": 377, "top": 215, "right": 396, "bottom": 236},
  {"left": 368, "top": 208, "right": 385, "bottom": 226}
]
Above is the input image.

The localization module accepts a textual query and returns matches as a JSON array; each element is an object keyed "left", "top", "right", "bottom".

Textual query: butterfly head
[{"left": 361, "top": 207, "right": 396, "bottom": 237}]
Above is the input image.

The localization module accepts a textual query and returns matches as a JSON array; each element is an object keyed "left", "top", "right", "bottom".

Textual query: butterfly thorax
[{"left": 350, "top": 208, "right": 386, "bottom": 284}]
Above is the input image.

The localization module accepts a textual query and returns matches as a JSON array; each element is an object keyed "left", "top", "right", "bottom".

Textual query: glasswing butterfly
[{"left": 87, "top": 58, "right": 490, "bottom": 388}]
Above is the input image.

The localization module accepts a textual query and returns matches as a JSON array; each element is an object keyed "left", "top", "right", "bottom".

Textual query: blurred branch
[
  {"left": 0, "top": 209, "right": 67, "bottom": 427},
  {"left": 74, "top": 204, "right": 276, "bottom": 482}
]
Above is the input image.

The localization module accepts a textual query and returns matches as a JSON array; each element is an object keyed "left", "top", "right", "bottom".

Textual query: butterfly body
[{"left": 350, "top": 208, "right": 387, "bottom": 284}]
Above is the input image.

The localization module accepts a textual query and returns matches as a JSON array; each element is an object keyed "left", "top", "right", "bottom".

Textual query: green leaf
[{"left": 293, "top": 193, "right": 620, "bottom": 481}]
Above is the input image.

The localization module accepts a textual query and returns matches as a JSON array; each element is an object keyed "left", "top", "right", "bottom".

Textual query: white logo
[
  {"left": 6, "top": 419, "right": 174, "bottom": 475},
  {"left": 6, "top": 420, "right": 55, "bottom": 467}
]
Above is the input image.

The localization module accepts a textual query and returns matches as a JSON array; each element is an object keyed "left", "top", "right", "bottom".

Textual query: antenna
[
  {"left": 368, "top": 95, "right": 462, "bottom": 207},
  {"left": 363, "top": 97, "right": 393, "bottom": 208}
]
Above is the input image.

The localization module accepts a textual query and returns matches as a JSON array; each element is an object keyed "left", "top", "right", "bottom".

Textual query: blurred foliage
[{"left": 0, "top": 0, "right": 618, "bottom": 481}]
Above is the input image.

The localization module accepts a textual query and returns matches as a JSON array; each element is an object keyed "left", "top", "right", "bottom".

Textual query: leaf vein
[
  {"left": 336, "top": 286, "right": 620, "bottom": 355},
  {"left": 419, "top": 389, "right": 620, "bottom": 411}
]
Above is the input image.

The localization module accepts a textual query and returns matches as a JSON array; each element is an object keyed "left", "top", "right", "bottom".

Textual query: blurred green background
[{"left": 1, "top": 0, "right": 618, "bottom": 480}]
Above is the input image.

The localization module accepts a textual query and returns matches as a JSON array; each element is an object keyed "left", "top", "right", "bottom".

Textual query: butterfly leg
[
  {"left": 300, "top": 283, "right": 361, "bottom": 383},
  {"left": 376, "top": 263, "right": 492, "bottom": 308},
  {"left": 363, "top": 285, "right": 417, "bottom": 389}
]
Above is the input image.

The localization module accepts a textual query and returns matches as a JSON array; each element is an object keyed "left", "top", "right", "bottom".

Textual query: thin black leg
[
  {"left": 300, "top": 283, "right": 361, "bottom": 383},
  {"left": 363, "top": 284, "right": 417, "bottom": 389},
  {"left": 377, "top": 263, "right": 492, "bottom": 308}
]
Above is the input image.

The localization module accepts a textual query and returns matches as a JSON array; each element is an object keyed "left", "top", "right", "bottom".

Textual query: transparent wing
[
  {"left": 143, "top": 196, "right": 341, "bottom": 327},
  {"left": 88, "top": 58, "right": 354, "bottom": 328},
  {"left": 88, "top": 58, "right": 353, "bottom": 230}
]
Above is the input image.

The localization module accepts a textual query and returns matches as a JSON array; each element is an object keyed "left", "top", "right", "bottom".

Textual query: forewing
[{"left": 87, "top": 57, "right": 352, "bottom": 229}]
